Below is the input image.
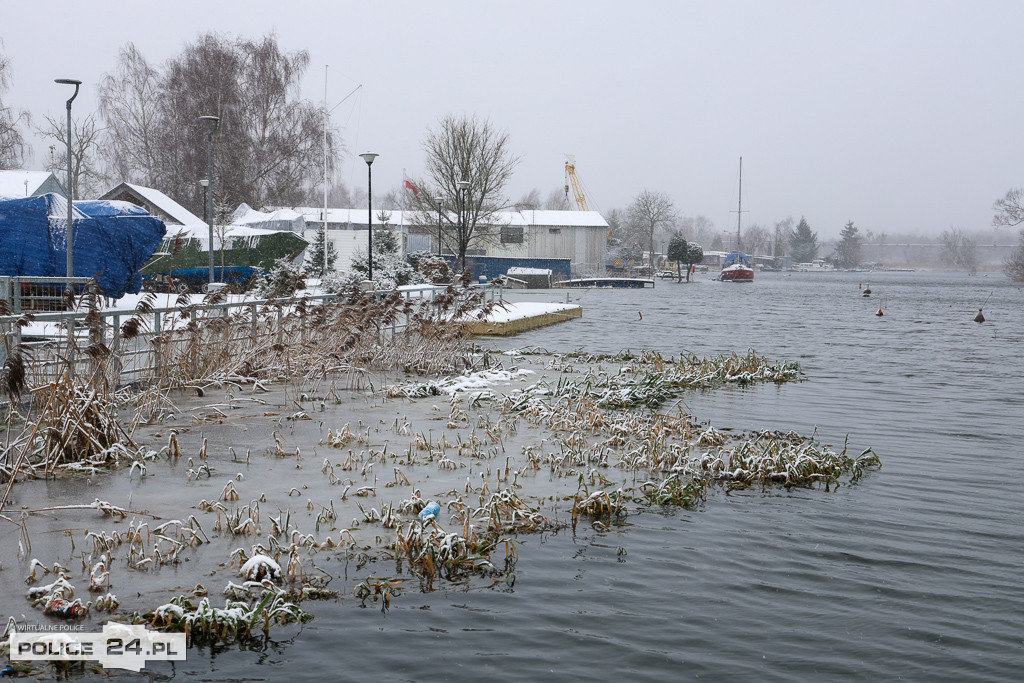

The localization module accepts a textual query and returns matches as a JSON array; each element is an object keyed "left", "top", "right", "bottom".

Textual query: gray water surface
[
  {"left": 262, "top": 271, "right": 1024, "bottom": 681},
  {"left": 8, "top": 270, "right": 1023, "bottom": 681}
]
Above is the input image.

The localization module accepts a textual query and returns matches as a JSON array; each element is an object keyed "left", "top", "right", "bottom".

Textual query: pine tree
[
  {"left": 833, "top": 221, "right": 861, "bottom": 269},
  {"left": 790, "top": 217, "right": 818, "bottom": 263},
  {"left": 304, "top": 225, "right": 336, "bottom": 276}
]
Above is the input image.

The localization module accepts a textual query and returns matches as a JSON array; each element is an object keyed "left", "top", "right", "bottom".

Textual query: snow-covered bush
[
  {"left": 350, "top": 227, "right": 425, "bottom": 289},
  {"left": 409, "top": 251, "right": 454, "bottom": 284},
  {"left": 254, "top": 257, "right": 306, "bottom": 298}
]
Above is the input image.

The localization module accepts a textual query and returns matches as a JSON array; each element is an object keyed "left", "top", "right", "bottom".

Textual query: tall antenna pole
[
  {"left": 736, "top": 156, "right": 743, "bottom": 252},
  {"left": 322, "top": 65, "right": 329, "bottom": 278}
]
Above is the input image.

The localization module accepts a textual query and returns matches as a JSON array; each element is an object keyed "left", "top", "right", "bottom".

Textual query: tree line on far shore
[{"left": 2, "top": 34, "right": 1024, "bottom": 281}]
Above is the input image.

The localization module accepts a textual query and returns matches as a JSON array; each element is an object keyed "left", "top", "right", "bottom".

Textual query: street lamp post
[
  {"left": 200, "top": 178, "right": 209, "bottom": 231},
  {"left": 457, "top": 179, "right": 469, "bottom": 271},
  {"left": 360, "top": 153, "right": 378, "bottom": 282},
  {"left": 55, "top": 78, "right": 81, "bottom": 278},
  {"left": 435, "top": 196, "right": 444, "bottom": 258},
  {"left": 199, "top": 115, "right": 220, "bottom": 284}
]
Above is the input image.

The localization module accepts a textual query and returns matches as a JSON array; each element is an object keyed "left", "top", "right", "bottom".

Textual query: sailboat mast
[{"left": 736, "top": 156, "right": 742, "bottom": 252}]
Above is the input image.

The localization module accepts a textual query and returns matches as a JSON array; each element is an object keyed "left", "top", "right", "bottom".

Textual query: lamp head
[
  {"left": 55, "top": 79, "right": 82, "bottom": 105},
  {"left": 360, "top": 152, "right": 379, "bottom": 166},
  {"left": 199, "top": 115, "right": 220, "bottom": 134},
  {"left": 457, "top": 180, "right": 470, "bottom": 191}
]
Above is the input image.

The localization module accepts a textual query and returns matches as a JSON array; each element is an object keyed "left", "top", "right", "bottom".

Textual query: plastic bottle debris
[
  {"left": 419, "top": 501, "right": 441, "bottom": 521},
  {"left": 44, "top": 598, "right": 85, "bottom": 618}
]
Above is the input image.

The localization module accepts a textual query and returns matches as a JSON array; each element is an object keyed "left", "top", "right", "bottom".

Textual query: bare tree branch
[
  {"left": 992, "top": 188, "right": 1024, "bottom": 229},
  {"left": 939, "top": 227, "right": 977, "bottom": 273},
  {"left": 627, "top": 190, "right": 678, "bottom": 271},
  {"left": 37, "top": 114, "right": 103, "bottom": 198},
  {"left": 405, "top": 114, "right": 520, "bottom": 269},
  {"left": 0, "top": 44, "right": 30, "bottom": 169},
  {"left": 1004, "top": 230, "right": 1024, "bottom": 282},
  {"left": 97, "top": 43, "right": 165, "bottom": 188},
  {"left": 97, "top": 34, "right": 337, "bottom": 215}
]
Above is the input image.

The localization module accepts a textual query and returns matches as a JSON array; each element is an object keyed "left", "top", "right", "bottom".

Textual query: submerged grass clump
[
  {"left": 639, "top": 472, "right": 709, "bottom": 508},
  {"left": 710, "top": 433, "right": 881, "bottom": 490},
  {"left": 142, "top": 588, "right": 312, "bottom": 645},
  {"left": 500, "top": 349, "right": 877, "bottom": 511},
  {"left": 511, "top": 350, "right": 803, "bottom": 410}
]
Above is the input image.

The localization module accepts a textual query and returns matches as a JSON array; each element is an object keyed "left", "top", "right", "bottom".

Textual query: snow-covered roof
[
  {"left": 0, "top": 171, "right": 65, "bottom": 199},
  {"left": 291, "top": 207, "right": 608, "bottom": 229},
  {"left": 163, "top": 223, "right": 308, "bottom": 250},
  {"left": 100, "top": 183, "right": 205, "bottom": 228},
  {"left": 293, "top": 207, "right": 420, "bottom": 226},
  {"left": 126, "top": 183, "right": 204, "bottom": 226},
  {"left": 517, "top": 210, "right": 608, "bottom": 227},
  {"left": 232, "top": 203, "right": 305, "bottom": 232}
]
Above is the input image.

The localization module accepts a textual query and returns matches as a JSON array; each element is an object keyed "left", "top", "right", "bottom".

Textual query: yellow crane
[{"left": 564, "top": 154, "right": 589, "bottom": 211}]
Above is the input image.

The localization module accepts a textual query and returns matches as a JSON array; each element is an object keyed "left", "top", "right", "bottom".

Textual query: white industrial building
[{"left": 294, "top": 207, "right": 609, "bottom": 276}]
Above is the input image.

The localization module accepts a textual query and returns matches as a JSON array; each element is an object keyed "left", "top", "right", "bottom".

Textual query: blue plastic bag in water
[{"left": 418, "top": 501, "right": 441, "bottom": 521}]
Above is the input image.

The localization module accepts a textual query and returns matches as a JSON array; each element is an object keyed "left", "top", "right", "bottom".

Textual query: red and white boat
[{"left": 719, "top": 251, "right": 755, "bottom": 282}]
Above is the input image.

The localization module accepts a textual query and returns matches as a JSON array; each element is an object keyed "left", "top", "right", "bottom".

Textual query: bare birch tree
[
  {"left": 0, "top": 45, "right": 29, "bottom": 169},
  {"left": 97, "top": 43, "right": 165, "bottom": 188},
  {"left": 97, "top": 34, "right": 336, "bottom": 216}
]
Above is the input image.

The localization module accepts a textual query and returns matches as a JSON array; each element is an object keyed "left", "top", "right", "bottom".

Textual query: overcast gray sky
[{"left": 4, "top": 0, "right": 1023, "bottom": 239}]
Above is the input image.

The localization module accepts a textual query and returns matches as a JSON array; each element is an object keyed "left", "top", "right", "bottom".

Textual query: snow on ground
[
  {"left": 483, "top": 301, "right": 578, "bottom": 323},
  {"left": 10, "top": 285, "right": 573, "bottom": 338},
  {"left": 436, "top": 368, "right": 534, "bottom": 394}
]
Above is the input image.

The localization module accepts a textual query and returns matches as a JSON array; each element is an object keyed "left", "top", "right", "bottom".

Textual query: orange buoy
[
  {"left": 875, "top": 306, "right": 883, "bottom": 317},
  {"left": 974, "top": 308, "right": 985, "bottom": 323}
]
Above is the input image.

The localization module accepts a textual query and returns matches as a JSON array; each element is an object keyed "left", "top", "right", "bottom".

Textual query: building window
[{"left": 501, "top": 226, "right": 524, "bottom": 243}]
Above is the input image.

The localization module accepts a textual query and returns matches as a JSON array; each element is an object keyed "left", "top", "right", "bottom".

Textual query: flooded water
[{"left": 4, "top": 270, "right": 1023, "bottom": 681}]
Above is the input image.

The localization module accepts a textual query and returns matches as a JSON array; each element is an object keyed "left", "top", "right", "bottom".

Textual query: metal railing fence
[
  {"left": 1, "top": 283, "right": 503, "bottom": 390},
  {"left": 0, "top": 276, "right": 95, "bottom": 314}
]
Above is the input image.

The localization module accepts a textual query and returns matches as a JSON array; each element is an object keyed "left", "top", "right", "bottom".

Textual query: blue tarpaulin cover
[
  {"left": 0, "top": 194, "right": 166, "bottom": 298},
  {"left": 722, "top": 251, "right": 752, "bottom": 268}
]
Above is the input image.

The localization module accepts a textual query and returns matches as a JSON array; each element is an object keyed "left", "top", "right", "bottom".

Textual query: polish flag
[{"left": 404, "top": 179, "right": 419, "bottom": 195}]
